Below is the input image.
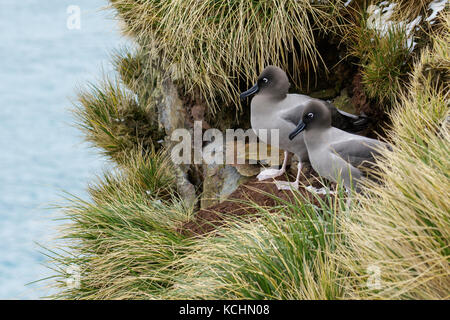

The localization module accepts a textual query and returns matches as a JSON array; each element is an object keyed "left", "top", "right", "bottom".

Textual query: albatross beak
[
  {"left": 240, "top": 83, "right": 259, "bottom": 100},
  {"left": 289, "top": 121, "right": 306, "bottom": 140}
]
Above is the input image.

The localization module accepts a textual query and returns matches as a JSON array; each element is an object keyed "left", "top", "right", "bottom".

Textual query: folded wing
[{"left": 330, "top": 138, "right": 386, "bottom": 169}]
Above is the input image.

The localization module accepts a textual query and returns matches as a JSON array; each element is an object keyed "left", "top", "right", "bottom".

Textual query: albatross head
[
  {"left": 240, "top": 66, "right": 290, "bottom": 100},
  {"left": 289, "top": 100, "right": 332, "bottom": 140}
]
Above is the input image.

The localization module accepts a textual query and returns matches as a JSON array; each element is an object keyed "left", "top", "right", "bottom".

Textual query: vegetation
[
  {"left": 47, "top": 148, "right": 195, "bottom": 299},
  {"left": 109, "top": 0, "right": 346, "bottom": 112},
  {"left": 44, "top": 1, "right": 449, "bottom": 300},
  {"left": 164, "top": 189, "right": 348, "bottom": 300},
  {"left": 338, "top": 22, "right": 450, "bottom": 299},
  {"left": 349, "top": 22, "right": 411, "bottom": 104},
  {"left": 74, "top": 49, "right": 164, "bottom": 162}
]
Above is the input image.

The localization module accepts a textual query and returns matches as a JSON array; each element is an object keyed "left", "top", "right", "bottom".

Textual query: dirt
[{"left": 180, "top": 164, "right": 330, "bottom": 236}]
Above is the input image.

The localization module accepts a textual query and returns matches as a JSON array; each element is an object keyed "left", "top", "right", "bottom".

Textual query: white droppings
[
  {"left": 366, "top": 1, "right": 425, "bottom": 52},
  {"left": 426, "top": 0, "right": 447, "bottom": 23},
  {"left": 367, "top": 3, "right": 397, "bottom": 36},
  {"left": 344, "top": 0, "right": 353, "bottom": 7}
]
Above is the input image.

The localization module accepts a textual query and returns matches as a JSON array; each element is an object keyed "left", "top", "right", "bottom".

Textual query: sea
[{"left": 0, "top": 0, "right": 126, "bottom": 299}]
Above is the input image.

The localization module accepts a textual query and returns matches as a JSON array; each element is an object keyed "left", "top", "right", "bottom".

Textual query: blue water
[{"left": 0, "top": 0, "right": 125, "bottom": 299}]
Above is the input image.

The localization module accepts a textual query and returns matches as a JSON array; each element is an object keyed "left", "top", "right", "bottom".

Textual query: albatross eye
[
  {"left": 262, "top": 77, "right": 269, "bottom": 83},
  {"left": 307, "top": 113, "right": 314, "bottom": 118}
]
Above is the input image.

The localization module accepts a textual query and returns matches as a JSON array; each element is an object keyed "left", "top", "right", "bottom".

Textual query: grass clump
[
  {"left": 46, "top": 148, "right": 195, "bottom": 299},
  {"left": 359, "top": 26, "right": 411, "bottom": 103},
  {"left": 337, "top": 23, "right": 450, "bottom": 299},
  {"left": 165, "top": 189, "right": 348, "bottom": 300},
  {"left": 108, "top": 0, "right": 346, "bottom": 112},
  {"left": 74, "top": 47, "right": 164, "bottom": 163},
  {"left": 89, "top": 147, "right": 177, "bottom": 202},
  {"left": 74, "top": 77, "right": 163, "bottom": 163},
  {"left": 346, "top": 8, "right": 413, "bottom": 105}
]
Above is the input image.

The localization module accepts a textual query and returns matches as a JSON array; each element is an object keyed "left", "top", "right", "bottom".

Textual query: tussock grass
[
  {"left": 359, "top": 26, "right": 411, "bottom": 104},
  {"left": 337, "top": 23, "right": 450, "bottom": 299},
  {"left": 89, "top": 147, "right": 176, "bottom": 202},
  {"left": 74, "top": 77, "right": 162, "bottom": 162},
  {"left": 164, "top": 188, "right": 348, "bottom": 300},
  {"left": 108, "top": 0, "right": 346, "bottom": 112},
  {"left": 112, "top": 48, "right": 160, "bottom": 109},
  {"left": 346, "top": 8, "right": 412, "bottom": 104},
  {"left": 46, "top": 148, "right": 195, "bottom": 299}
]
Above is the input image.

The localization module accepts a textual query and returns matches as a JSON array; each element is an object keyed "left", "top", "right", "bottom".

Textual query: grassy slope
[
  {"left": 338, "top": 23, "right": 450, "bottom": 299},
  {"left": 44, "top": 2, "right": 449, "bottom": 299}
]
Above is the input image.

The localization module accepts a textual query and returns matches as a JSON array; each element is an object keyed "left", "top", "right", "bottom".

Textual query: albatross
[
  {"left": 240, "top": 65, "right": 367, "bottom": 189},
  {"left": 288, "top": 99, "right": 389, "bottom": 193}
]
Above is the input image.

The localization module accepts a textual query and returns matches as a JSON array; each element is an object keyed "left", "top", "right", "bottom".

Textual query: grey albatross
[
  {"left": 288, "top": 99, "right": 389, "bottom": 193},
  {"left": 240, "top": 65, "right": 368, "bottom": 189}
]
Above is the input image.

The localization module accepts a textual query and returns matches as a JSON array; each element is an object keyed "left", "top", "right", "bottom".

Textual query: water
[{"left": 0, "top": 0, "right": 125, "bottom": 299}]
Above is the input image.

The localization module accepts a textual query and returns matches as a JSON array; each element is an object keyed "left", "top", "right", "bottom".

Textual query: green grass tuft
[
  {"left": 360, "top": 26, "right": 411, "bottom": 104},
  {"left": 346, "top": 10, "right": 412, "bottom": 105},
  {"left": 74, "top": 76, "right": 163, "bottom": 162}
]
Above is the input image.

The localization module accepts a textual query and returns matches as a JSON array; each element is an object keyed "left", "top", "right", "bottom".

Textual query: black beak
[
  {"left": 240, "top": 83, "right": 259, "bottom": 100},
  {"left": 289, "top": 121, "right": 306, "bottom": 140}
]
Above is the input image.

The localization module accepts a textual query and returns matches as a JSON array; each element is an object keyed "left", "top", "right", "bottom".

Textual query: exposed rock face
[
  {"left": 201, "top": 164, "right": 250, "bottom": 209},
  {"left": 157, "top": 77, "right": 190, "bottom": 134},
  {"left": 199, "top": 138, "right": 250, "bottom": 208},
  {"left": 154, "top": 75, "right": 251, "bottom": 209},
  {"left": 174, "top": 164, "right": 197, "bottom": 208},
  {"left": 154, "top": 76, "right": 197, "bottom": 206}
]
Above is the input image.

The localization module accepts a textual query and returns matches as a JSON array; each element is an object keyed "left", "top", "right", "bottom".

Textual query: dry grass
[
  {"left": 163, "top": 188, "right": 348, "bottom": 300},
  {"left": 108, "top": 0, "right": 346, "bottom": 112},
  {"left": 45, "top": 148, "right": 195, "bottom": 299},
  {"left": 336, "top": 21, "right": 450, "bottom": 299}
]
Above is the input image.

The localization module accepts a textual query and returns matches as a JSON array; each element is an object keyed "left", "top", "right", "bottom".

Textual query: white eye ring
[
  {"left": 307, "top": 113, "right": 314, "bottom": 118},
  {"left": 262, "top": 77, "right": 268, "bottom": 83}
]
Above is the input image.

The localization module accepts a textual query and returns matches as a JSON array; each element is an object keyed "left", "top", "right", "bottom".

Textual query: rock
[
  {"left": 154, "top": 76, "right": 197, "bottom": 207},
  {"left": 234, "top": 163, "right": 261, "bottom": 177},
  {"left": 331, "top": 88, "right": 357, "bottom": 114},
  {"left": 156, "top": 77, "right": 189, "bottom": 135},
  {"left": 200, "top": 139, "right": 251, "bottom": 208},
  {"left": 175, "top": 165, "right": 197, "bottom": 207},
  {"left": 191, "top": 104, "right": 210, "bottom": 129},
  {"left": 201, "top": 164, "right": 250, "bottom": 209}
]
